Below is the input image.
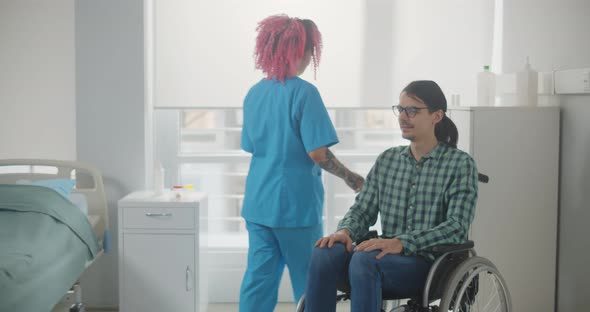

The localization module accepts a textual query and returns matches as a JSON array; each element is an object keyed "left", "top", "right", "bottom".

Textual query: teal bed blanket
[{"left": 0, "top": 185, "right": 100, "bottom": 312}]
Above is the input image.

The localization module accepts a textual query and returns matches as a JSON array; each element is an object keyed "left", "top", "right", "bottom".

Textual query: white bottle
[
  {"left": 450, "top": 94, "right": 461, "bottom": 106},
  {"left": 153, "top": 162, "right": 165, "bottom": 196},
  {"left": 516, "top": 56, "right": 538, "bottom": 107},
  {"left": 477, "top": 65, "right": 496, "bottom": 106}
]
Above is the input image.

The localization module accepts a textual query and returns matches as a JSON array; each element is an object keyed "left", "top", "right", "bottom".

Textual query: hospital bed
[{"left": 0, "top": 159, "right": 109, "bottom": 312}]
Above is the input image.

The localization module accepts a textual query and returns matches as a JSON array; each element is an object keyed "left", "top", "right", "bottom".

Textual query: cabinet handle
[
  {"left": 185, "top": 266, "right": 193, "bottom": 291},
  {"left": 145, "top": 212, "right": 173, "bottom": 217}
]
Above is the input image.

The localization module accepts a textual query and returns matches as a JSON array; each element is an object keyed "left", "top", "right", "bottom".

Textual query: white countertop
[{"left": 118, "top": 190, "right": 208, "bottom": 207}]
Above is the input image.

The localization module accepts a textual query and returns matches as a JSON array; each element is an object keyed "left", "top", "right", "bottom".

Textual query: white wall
[
  {"left": 391, "top": 0, "right": 495, "bottom": 106},
  {"left": 361, "top": 0, "right": 394, "bottom": 107},
  {"left": 0, "top": 0, "right": 76, "bottom": 160},
  {"left": 0, "top": 0, "right": 145, "bottom": 307},
  {"left": 75, "top": 0, "right": 146, "bottom": 307},
  {"left": 502, "top": 0, "right": 590, "bottom": 72},
  {"left": 502, "top": 1, "right": 590, "bottom": 311}
]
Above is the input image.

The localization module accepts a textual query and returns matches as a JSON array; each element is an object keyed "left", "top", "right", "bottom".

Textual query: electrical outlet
[{"left": 554, "top": 68, "right": 590, "bottom": 94}]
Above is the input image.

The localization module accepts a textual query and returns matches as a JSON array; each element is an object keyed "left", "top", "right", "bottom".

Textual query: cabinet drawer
[{"left": 123, "top": 207, "right": 194, "bottom": 229}]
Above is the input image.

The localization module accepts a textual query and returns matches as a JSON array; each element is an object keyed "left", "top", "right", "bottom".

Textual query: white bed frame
[
  {"left": 0, "top": 159, "right": 109, "bottom": 250},
  {"left": 0, "top": 159, "right": 109, "bottom": 312}
]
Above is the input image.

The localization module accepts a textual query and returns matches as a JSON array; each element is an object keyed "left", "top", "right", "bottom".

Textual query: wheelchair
[{"left": 296, "top": 174, "right": 511, "bottom": 312}]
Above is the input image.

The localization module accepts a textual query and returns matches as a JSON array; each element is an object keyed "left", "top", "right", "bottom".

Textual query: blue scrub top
[{"left": 241, "top": 77, "right": 338, "bottom": 227}]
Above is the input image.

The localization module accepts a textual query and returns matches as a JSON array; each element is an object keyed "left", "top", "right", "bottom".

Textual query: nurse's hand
[{"left": 315, "top": 229, "right": 353, "bottom": 252}]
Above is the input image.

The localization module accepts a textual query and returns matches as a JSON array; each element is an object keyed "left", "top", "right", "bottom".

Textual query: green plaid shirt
[{"left": 338, "top": 143, "right": 478, "bottom": 261}]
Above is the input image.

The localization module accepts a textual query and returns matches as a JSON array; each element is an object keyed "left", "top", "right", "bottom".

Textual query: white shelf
[
  {"left": 182, "top": 127, "right": 242, "bottom": 133},
  {"left": 209, "top": 194, "right": 244, "bottom": 200},
  {"left": 335, "top": 127, "right": 400, "bottom": 132}
]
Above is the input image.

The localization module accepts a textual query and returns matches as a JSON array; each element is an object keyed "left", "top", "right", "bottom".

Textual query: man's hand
[
  {"left": 354, "top": 238, "right": 404, "bottom": 259},
  {"left": 315, "top": 229, "right": 353, "bottom": 252}
]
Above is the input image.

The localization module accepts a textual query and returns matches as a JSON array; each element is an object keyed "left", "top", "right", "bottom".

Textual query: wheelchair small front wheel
[{"left": 439, "top": 256, "right": 511, "bottom": 312}]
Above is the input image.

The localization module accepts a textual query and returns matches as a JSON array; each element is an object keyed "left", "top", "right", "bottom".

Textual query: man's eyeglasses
[{"left": 391, "top": 105, "right": 429, "bottom": 118}]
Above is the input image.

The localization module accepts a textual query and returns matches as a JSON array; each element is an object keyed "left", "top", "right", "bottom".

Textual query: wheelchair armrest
[
  {"left": 430, "top": 240, "right": 474, "bottom": 254},
  {"left": 478, "top": 173, "right": 489, "bottom": 183},
  {"left": 357, "top": 232, "right": 474, "bottom": 255}
]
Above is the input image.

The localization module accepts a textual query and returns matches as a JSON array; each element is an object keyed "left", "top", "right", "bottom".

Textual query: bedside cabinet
[{"left": 118, "top": 191, "right": 208, "bottom": 312}]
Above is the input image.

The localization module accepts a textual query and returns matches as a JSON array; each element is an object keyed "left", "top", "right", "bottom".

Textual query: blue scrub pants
[
  {"left": 304, "top": 243, "right": 432, "bottom": 312},
  {"left": 239, "top": 221, "right": 323, "bottom": 312}
]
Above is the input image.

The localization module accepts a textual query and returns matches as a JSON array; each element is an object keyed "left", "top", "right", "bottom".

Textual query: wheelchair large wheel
[
  {"left": 439, "top": 256, "right": 511, "bottom": 312},
  {"left": 296, "top": 295, "right": 305, "bottom": 312}
]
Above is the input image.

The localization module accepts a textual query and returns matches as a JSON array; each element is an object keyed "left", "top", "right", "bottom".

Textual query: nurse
[{"left": 239, "top": 14, "right": 365, "bottom": 312}]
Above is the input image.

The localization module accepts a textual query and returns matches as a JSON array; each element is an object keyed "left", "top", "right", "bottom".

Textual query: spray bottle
[
  {"left": 477, "top": 65, "right": 496, "bottom": 106},
  {"left": 153, "top": 161, "right": 165, "bottom": 196},
  {"left": 516, "top": 56, "right": 538, "bottom": 107}
]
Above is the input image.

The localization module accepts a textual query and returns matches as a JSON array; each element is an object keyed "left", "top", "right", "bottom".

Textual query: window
[{"left": 154, "top": 107, "right": 404, "bottom": 246}]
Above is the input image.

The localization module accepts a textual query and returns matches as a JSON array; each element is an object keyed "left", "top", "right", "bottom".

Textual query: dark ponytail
[
  {"left": 402, "top": 80, "right": 458, "bottom": 148},
  {"left": 435, "top": 115, "right": 458, "bottom": 148}
]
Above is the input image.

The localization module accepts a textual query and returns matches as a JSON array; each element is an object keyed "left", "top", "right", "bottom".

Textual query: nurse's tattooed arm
[{"left": 309, "top": 147, "right": 365, "bottom": 192}]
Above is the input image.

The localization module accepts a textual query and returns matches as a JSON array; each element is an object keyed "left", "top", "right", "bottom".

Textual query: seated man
[{"left": 304, "top": 80, "right": 479, "bottom": 312}]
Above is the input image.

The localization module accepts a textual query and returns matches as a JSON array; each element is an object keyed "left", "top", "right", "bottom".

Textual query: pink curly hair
[{"left": 254, "top": 14, "right": 322, "bottom": 82}]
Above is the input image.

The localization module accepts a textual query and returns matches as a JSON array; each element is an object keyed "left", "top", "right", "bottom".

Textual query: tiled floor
[
  {"left": 82, "top": 304, "right": 296, "bottom": 312},
  {"left": 84, "top": 302, "right": 353, "bottom": 312},
  {"left": 84, "top": 304, "right": 300, "bottom": 312},
  {"left": 208, "top": 303, "right": 302, "bottom": 311}
]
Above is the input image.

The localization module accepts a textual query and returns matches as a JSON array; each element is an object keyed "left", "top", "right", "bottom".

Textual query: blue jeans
[{"left": 305, "top": 243, "right": 431, "bottom": 312}]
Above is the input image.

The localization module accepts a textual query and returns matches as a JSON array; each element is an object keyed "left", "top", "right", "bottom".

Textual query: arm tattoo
[
  {"left": 318, "top": 149, "right": 364, "bottom": 192},
  {"left": 318, "top": 149, "right": 347, "bottom": 178}
]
